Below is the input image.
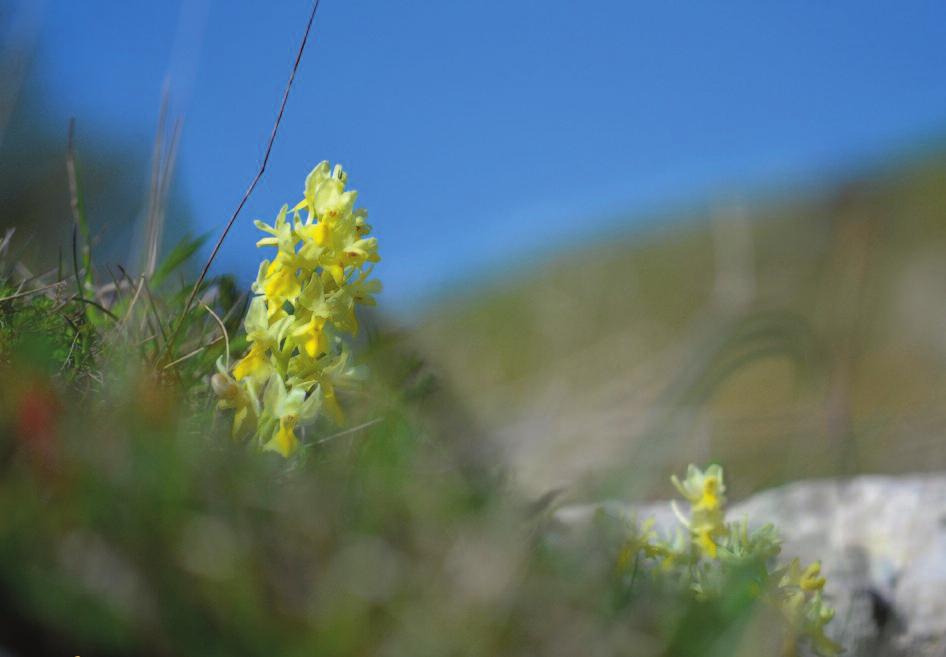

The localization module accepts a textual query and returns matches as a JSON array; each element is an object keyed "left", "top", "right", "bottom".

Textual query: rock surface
[{"left": 554, "top": 474, "right": 946, "bottom": 657}]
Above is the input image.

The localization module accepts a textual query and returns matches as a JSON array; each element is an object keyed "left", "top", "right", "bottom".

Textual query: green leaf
[{"left": 152, "top": 233, "right": 209, "bottom": 288}]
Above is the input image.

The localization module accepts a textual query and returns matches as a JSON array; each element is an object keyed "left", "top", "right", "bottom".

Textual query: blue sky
[{"left": 12, "top": 0, "right": 946, "bottom": 311}]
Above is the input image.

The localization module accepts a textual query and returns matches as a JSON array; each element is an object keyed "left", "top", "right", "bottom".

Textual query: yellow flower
[
  {"left": 292, "top": 315, "right": 329, "bottom": 358},
  {"left": 800, "top": 561, "right": 826, "bottom": 592},
  {"left": 349, "top": 268, "right": 382, "bottom": 306},
  {"left": 669, "top": 464, "right": 729, "bottom": 559},
  {"left": 242, "top": 296, "right": 291, "bottom": 346},
  {"left": 313, "top": 175, "right": 356, "bottom": 223},
  {"left": 233, "top": 342, "right": 270, "bottom": 382},
  {"left": 781, "top": 559, "right": 827, "bottom": 593},
  {"left": 694, "top": 527, "right": 718, "bottom": 558},
  {"left": 296, "top": 220, "right": 331, "bottom": 249},
  {"left": 321, "top": 383, "right": 344, "bottom": 425},
  {"left": 352, "top": 209, "right": 371, "bottom": 236},
  {"left": 323, "top": 262, "right": 345, "bottom": 286},
  {"left": 261, "top": 256, "right": 301, "bottom": 312},
  {"left": 265, "top": 417, "right": 299, "bottom": 457},
  {"left": 254, "top": 204, "right": 296, "bottom": 253},
  {"left": 776, "top": 563, "right": 840, "bottom": 656},
  {"left": 260, "top": 375, "right": 321, "bottom": 457},
  {"left": 314, "top": 349, "right": 365, "bottom": 425},
  {"left": 212, "top": 358, "right": 261, "bottom": 437},
  {"left": 292, "top": 161, "right": 331, "bottom": 217},
  {"left": 671, "top": 464, "right": 725, "bottom": 512}
]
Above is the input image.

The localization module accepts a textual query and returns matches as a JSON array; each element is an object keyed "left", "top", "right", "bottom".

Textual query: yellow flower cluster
[
  {"left": 212, "top": 162, "right": 380, "bottom": 457},
  {"left": 611, "top": 465, "right": 840, "bottom": 657}
]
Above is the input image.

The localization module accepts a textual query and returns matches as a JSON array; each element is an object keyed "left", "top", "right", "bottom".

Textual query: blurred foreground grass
[{"left": 0, "top": 245, "right": 823, "bottom": 657}]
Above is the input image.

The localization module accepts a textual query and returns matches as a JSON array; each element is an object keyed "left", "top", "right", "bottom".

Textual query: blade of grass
[
  {"left": 66, "top": 118, "right": 92, "bottom": 288},
  {"left": 141, "top": 277, "right": 169, "bottom": 346},
  {"left": 152, "top": 233, "right": 209, "bottom": 288},
  {"left": 156, "top": 117, "right": 183, "bottom": 251},
  {"left": 122, "top": 276, "right": 145, "bottom": 325},
  {"left": 71, "top": 224, "right": 86, "bottom": 310},
  {"left": 142, "top": 94, "right": 183, "bottom": 279},
  {"left": 199, "top": 301, "right": 230, "bottom": 370},
  {"left": 143, "top": 93, "right": 168, "bottom": 277},
  {"left": 220, "top": 291, "right": 248, "bottom": 326},
  {"left": 0, "top": 228, "right": 14, "bottom": 256},
  {"left": 102, "top": 264, "right": 126, "bottom": 309}
]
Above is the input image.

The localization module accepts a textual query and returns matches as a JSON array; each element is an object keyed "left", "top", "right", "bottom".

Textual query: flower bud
[{"left": 211, "top": 373, "right": 238, "bottom": 400}]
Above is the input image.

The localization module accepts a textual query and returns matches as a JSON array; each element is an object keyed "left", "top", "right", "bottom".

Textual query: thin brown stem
[
  {"left": 161, "top": 0, "right": 323, "bottom": 363},
  {"left": 161, "top": 335, "right": 224, "bottom": 370},
  {"left": 0, "top": 280, "right": 66, "bottom": 303},
  {"left": 68, "top": 295, "right": 120, "bottom": 321}
]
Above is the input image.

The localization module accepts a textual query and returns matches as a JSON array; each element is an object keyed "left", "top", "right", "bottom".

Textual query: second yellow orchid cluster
[
  {"left": 608, "top": 465, "right": 841, "bottom": 657},
  {"left": 212, "top": 161, "right": 380, "bottom": 457}
]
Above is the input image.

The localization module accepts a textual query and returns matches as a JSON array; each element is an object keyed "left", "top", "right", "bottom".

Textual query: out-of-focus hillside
[{"left": 415, "top": 153, "right": 946, "bottom": 499}]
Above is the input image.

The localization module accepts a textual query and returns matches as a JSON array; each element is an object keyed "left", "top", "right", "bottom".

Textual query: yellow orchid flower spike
[{"left": 213, "top": 161, "right": 380, "bottom": 457}]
